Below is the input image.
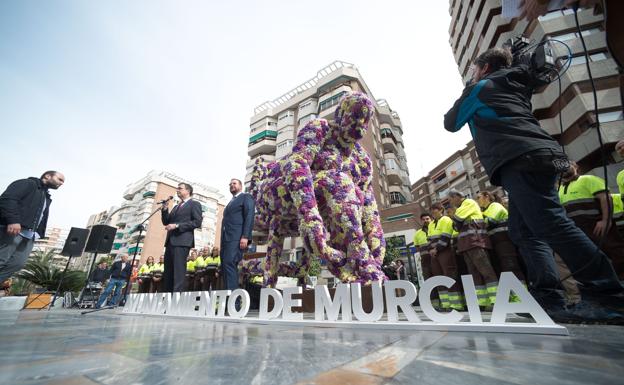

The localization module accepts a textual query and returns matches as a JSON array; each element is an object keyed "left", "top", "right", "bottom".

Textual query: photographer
[{"left": 444, "top": 48, "right": 623, "bottom": 323}]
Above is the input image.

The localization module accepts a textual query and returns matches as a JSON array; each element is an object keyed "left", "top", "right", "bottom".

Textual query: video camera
[{"left": 504, "top": 36, "right": 557, "bottom": 85}]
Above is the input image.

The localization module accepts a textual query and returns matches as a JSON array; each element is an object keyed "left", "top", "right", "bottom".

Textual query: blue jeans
[
  {"left": 500, "top": 164, "right": 622, "bottom": 305},
  {"left": 97, "top": 278, "right": 126, "bottom": 308}
]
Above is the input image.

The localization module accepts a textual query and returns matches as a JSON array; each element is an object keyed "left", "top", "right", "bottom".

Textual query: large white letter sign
[
  {"left": 384, "top": 280, "right": 420, "bottom": 322},
  {"left": 460, "top": 275, "right": 483, "bottom": 324},
  {"left": 351, "top": 282, "right": 384, "bottom": 322},
  {"left": 259, "top": 288, "right": 283, "bottom": 320},
  {"left": 419, "top": 276, "right": 463, "bottom": 323},
  {"left": 212, "top": 290, "right": 231, "bottom": 317},
  {"left": 227, "top": 289, "right": 251, "bottom": 318},
  {"left": 491, "top": 272, "right": 554, "bottom": 325},
  {"left": 282, "top": 286, "right": 304, "bottom": 321},
  {"left": 315, "top": 284, "right": 352, "bottom": 321}
]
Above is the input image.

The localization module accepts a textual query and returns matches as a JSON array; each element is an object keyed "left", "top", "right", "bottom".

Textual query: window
[
  {"left": 318, "top": 91, "right": 347, "bottom": 111},
  {"left": 565, "top": 52, "right": 608, "bottom": 66},
  {"left": 433, "top": 172, "right": 447, "bottom": 185},
  {"left": 418, "top": 188, "right": 424, "bottom": 195},
  {"left": 554, "top": 27, "right": 601, "bottom": 42},
  {"left": 389, "top": 192, "right": 406, "bottom": 205},
  {"left": 538, "top": 8, "right": 575, "bottom": 21},
  {"left": 277, "top": 140, "right": 293, "bottom": 150},
  {"left": 299, "top": 101, "right": 313, "bottom": 110},
  {"left": 278, "top": 111, "right": 294, "bottom": 121},
  {"left": 598, "top": 111, "right": 623, "bottom": 123},
  {"left": 298, "top": 113, "right": 317, "bottom": 125}
]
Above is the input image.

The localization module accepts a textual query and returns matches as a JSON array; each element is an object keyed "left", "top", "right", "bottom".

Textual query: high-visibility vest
[
  {"left": 613, "top": 193, "right": 624, "bottom": 228},
  {"left": 617, "top": 169, "right": 624, "bottom": 195},
  {"left": 482, "top": 201, "right": 509, "bottom": 235},
  {"left": 453, "top": 198, "right": 490, "bottom": 253},
  {"left": 151, "top": 262, "right": 164, "bottom": 274},
  {"left": 413, "top": 228, "right": 429, "bottom": 255},
  {"left": 194, "top": 256, "right": 206, "bottom": 268},
  {"left": 205, "top": 255, "right": 221, "bottom": 267},
  {"left": 138, "top": 263, "right": 152, "bottom": 275},
  {"left": 428, "top": 216, "right": 453, "bottom": 251},
  {"left": 186, "top": 260, "right": 196, "bottom": 272},
  {"left": 558, "top": 175, "right": 607, "bottom": 219}
]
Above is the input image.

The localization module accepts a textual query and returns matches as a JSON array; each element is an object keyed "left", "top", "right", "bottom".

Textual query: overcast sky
[{"left": 0, "top": 0, "right": 471, "bottom": 230}]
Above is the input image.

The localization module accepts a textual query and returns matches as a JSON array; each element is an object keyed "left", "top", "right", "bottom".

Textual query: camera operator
[{"left": 444, "top": 48, "right": 623, "bottom": 323}]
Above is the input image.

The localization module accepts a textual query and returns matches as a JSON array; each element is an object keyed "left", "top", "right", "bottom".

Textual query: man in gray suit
[
  {"left": 161, "top": 182, "right": 203, "bottom": 292},
  {"left": 221, "top": 179, "right": 255, "bottom": 290}
]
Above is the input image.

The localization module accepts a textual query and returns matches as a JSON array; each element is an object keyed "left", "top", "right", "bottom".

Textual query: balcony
[
  {"left": 386, "top": 167, "right": 403, "bottom": 186},
  {"left": 381, "top": 131, "right": 399, "bottom": 153},
  {"left": 389, "top": 191, "right": 407, "bottom": 206},
  {"left": 277, "top": 111, "right": 295, "bottom": 130},
  {"left": 248, "top": 130, "right": 278, "bottom": 157},
  {"left": 298, "top": 98, "right": 318, "bottom": 117}
]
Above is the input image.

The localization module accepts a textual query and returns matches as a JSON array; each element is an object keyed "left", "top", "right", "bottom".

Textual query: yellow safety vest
[
  {"left": 151, "top": 262, "right": 164, "bottom": 273},
  {"left": 559, "top": 175, "right": 607, "bottom": 218},
  {"left": 194, "top": 256, "right": 206, "bottom": 268},
  {"left": 205, "top": 255, "right": 221, "bottom": 267},
  {"left": 428, "top": 216, "right": 453, "bottom": 250},
  {"left": 138, "top": 263, "right": 152, "bottom": 275}
]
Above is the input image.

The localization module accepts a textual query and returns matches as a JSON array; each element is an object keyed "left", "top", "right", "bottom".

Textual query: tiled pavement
[{"left": 0, "top": 309, "right": 622, "bottom": 385}]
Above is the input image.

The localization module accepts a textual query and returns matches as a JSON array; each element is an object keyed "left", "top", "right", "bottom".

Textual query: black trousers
[{"left": 163, "top": 244, "right": 190, "bottom": 292}]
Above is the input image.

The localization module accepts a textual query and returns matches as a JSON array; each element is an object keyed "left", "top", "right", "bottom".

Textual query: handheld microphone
[{"left": 157, "top": 196, "right": 174, "bottom": 205}]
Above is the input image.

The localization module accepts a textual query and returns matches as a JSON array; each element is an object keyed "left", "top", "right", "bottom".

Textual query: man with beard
[
  {"left": 0, "top": 171, "right": 65, "bottom": 282},
  {"left": 220, "top": 178, "right": 255, "bottom": 291}
]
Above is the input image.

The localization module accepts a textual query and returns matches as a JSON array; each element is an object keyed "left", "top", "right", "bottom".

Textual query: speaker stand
[{"left": 48, "top": 253, "right": 74, "bottom": 310}]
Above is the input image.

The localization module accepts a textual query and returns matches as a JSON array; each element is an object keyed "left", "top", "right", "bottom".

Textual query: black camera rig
[{"left": 504, "top": 36, "right": 558, "bottom": 85}]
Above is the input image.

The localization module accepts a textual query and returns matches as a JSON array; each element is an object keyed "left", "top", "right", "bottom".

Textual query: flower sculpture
[{"left": 250, "top": 92, "right": 387, "bottom": 287}]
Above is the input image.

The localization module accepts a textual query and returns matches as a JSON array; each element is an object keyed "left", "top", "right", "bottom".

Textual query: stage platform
[{"left": 0, "top": 309, "right": 622, "bottom": 385}]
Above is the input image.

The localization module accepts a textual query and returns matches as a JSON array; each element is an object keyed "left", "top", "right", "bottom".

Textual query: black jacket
[
  {"left": 444, "top": 65, "right": 564, "bottom": 186},
  {"left": 109, "top": 260, "right": 132, "bottom": 280},
  {"left": 90, "top": 267, "right": 111, "bottom": 283},
  {"left": 161, "top": 199, "right": 203, "bottom": 247},
  {"left": 0, "top": 177, "right": 51, "bottom": 237}
]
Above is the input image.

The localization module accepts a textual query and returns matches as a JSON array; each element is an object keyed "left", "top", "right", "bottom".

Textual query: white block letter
[
  {"left": 227, "top": 289, "right": 250, "bottom": 318},
  {"left": 419, "top": 276, "right": 463, "bottom": 323},
  {"left": 384, "top": 280, "right": 420, "bottom": 322},
  {"left": 491, "top": 272, "right": 554, "bottom": 325},
  {"left": 351, "top": 282, "right": 383, "bottom": 322},
  {"left": 282, "top": 286, "right": 303, "bottom": 320},
  {"left": 259, "top": 288, "right": 283, "bottom": 320},
  {"left": 315, "top": 284, "right": 351, "bottom": 321},
  {"left": 460, "top": 275, "right": 483, "bottom": 323}
]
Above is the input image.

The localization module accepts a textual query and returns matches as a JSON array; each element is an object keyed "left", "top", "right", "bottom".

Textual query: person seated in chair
[{"left": 96, "top": 255, "right": 132, "bottom": 308}]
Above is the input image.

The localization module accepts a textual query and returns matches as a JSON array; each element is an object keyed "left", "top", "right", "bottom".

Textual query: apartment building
[
  {"left": 246, "top": 61, "right": 412, "bottom": 209},
  {"left": 32, "top": 227, "right": 70, "bottom": 270},
  {"left": 411, "top": 140, "right": 503, "bottom": 210}
]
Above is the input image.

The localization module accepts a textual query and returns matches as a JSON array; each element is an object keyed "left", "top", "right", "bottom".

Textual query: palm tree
[{"left": 17, "top": 249, "right": 87, "bottom": 293}]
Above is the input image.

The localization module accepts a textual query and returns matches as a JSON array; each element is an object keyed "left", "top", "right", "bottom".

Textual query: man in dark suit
[
  {"left": 221, "top": 179, "right": 255, "bottom": 290},
  {"left": 161, "top": 182, "right": 203, "bottom": 292}
]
